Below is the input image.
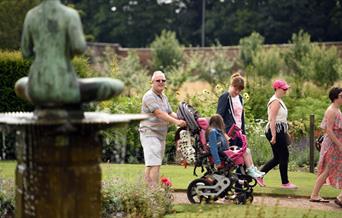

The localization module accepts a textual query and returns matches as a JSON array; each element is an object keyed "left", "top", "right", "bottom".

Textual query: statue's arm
[
  {"left": 21, "top": 13, "right": 34, "bottom": 58},
  {"left": 68, "top": 11, "right": 87, "bottom": 56}
]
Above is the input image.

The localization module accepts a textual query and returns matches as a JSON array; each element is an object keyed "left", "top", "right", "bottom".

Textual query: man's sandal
[{"left": 334, "top": 198, "right": 342, "bottom": 208}]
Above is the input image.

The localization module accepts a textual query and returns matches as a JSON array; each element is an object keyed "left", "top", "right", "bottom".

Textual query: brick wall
[{"left": 86, "top": 41, "right": 342, "bottom": 70}]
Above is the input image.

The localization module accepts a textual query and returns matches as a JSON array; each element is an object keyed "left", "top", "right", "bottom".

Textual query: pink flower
[{"left": 160, "top": 177, "right": 172, "bottom": 187}]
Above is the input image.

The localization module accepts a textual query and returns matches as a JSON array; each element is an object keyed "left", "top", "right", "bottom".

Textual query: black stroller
[{"left": 176, "top": 102, "right": 256, "bottom": 204}]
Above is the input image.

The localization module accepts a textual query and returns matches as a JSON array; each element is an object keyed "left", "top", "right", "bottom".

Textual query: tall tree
[
  {"left": 72, "top": 0, "right": 180, "bottom": 47},
  {"left": 1, "top": 0, "right": 342, "bottom": 49},
  {"left": 0, "top": 0, "right": 40, "bottom": 50}
]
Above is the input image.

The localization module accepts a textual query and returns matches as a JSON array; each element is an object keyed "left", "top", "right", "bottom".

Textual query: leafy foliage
[
  {"left": 285, "top": 30, "right": 342, "bottom": 93},
  {"left": 197, "top": 46, "right": 234, "bottom": 87},
  {"left": 251, "top": 46, "right": 285, "bottom": 79},
  {"left": 0, "top": 0, "right": 40, "bottom": 50},
  {"left": 150, "top": 30, "right": 183, "bottom": 71},
  {"left": 239, "top": 32, "right": 264, "bottom": 67},
  {"left": 285, "top": 30, "right": 313, "bottom": 81},
  {"left": 0, "top": 178, "right": 14, "bottom": 218},
  {"left": 308, "top": 45, "right": 342, "bottom": 87},
  {"left": 102, "top": 179, "right": 173, "bottom": 218},
  {"left": 0, "top": 176, "right": 173, "bottom": 218},
  {"left": 2, "top": 0, "right": 342, "bottom": 49},
  {"left": 0, "top": 51, "right": 34, "bottom": 112},
  {"left": 116, "top": 51, "right": 150, "bottom": 96}
]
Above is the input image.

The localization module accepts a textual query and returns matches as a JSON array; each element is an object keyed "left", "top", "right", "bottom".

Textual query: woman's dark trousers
[{"left": 260, "top": 129, "right": 289, "bottom": 184}]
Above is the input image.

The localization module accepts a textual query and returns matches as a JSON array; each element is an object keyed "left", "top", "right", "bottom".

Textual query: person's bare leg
[
  {"left": 144, "top": 166, "right": 152, "bottom": 186},
  {"left": 310, "top": 165, "right": 329, "bottom": 199},
  {"left": 337, "top": 191, "right": 342, "bottom": 200},
  {"left": 149, "top": 165, "right": 160, "bottom": 188}
]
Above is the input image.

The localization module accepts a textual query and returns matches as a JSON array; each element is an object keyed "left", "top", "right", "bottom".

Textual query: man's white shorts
[{"left": 140, "top": 134, "right": 166, "bottom": 166}]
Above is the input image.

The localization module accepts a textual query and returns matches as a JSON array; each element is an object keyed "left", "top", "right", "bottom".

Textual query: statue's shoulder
[
  {"left": 25, "top": 5, "right": 41, "bottom": 20},
  {"left": 60, "top": 4, "right": 81, "bottom": 19}
]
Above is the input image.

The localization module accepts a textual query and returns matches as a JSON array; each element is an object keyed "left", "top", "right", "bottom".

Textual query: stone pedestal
[{"left": 0, "top": 112, "right": 147, "bottom": 218}]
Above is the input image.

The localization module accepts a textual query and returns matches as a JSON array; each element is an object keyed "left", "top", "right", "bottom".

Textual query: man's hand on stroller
[{"left": 176, "top": 119, "right": 187, "bottom": 127}]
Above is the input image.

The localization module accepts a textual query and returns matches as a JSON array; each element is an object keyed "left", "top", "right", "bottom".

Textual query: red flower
[{"left": 160, "top": 177, "right": 172, "bottom": 187}]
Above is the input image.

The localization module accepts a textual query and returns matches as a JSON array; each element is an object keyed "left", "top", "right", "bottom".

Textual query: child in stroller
[
  {"left": 206, "top": 114, "right": 265, "bottom": 180},
  {"left": 176, "top": 102, "right": 262, "bottom": 204}
]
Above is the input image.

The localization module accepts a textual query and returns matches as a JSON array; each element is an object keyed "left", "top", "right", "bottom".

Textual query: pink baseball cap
[{"left": 272, "top": 80, "right": 290, "bottom": 90}]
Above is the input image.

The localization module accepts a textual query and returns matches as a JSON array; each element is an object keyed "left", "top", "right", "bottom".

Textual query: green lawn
[
  {"left": 102, "top": 163, "right": 339, "bottom": 198},
  {"left": 166, "top": 204, "right": 342, "bottom": 218},
  {"left": 1, "top": 161, "right": 340, "bottom": 198}
]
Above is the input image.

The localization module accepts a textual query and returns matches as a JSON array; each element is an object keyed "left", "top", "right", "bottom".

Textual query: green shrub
[
  {"left": 308, "top": 45, "right": 342, "bottom": 87},
  {"left": 116, "top": 51, "right": 150, "bottom": 96},
  {"left": 244, "top": 77, "right": 273, "bottom": 120},
  {"left": 0, "top": 177, "right": 174, "bottom": 218},
  {"left": 285, "top": 30, "right": 312, "bottom": 80},
  {"left": 182, "top": 51, "right": 207, "bottom": 79},
  {"left": 86, "top": 46, "right": 118, "bottom": 77},
  {"left": 73, "top": 55, "right": 96, "bottom": 78},
  {"left": 150, "top": 30, "right": 183, "bottom": 71},
  {"left": 0, "top": 0, "right": 39, "bottom": 50},
  {"left": 246, "top": 119, "right": 272, "bottom": 166},
  {"left": 286, "top": 94, "right": 328, "bottom": 133},
  {"left": 284, "top": 30, "right": 342, "bottom": 91},
  {"left": 197, "top": 45, "right": 234, "bottom": 87},
  {"left": 184, "top": 84, "right": 222, "bottom": 118},
  {"left": 251, "top": 46, "right": 285, "bottom": 79},
  {"left": 0, "top": 51, "right": 33, "bottom": 112},
  {"left": 239, "top": 32, "right": 264, "bottom": 67},
  {"left": 164, "top": 64, "right": 191, "bottom": 93},
  {"left": 0, "top": 178, "right": 14, "bottom": 218},
  {"left": 289, "top": 140, "right": 319, "bottom": 168},
  {"left": 102, "top": 179, "right": 173, "bottom": 218}
]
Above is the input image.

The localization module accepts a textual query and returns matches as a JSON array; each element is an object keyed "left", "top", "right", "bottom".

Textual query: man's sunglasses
[{"left": 155, "top": 79, "right": 166, "bottom": 83}]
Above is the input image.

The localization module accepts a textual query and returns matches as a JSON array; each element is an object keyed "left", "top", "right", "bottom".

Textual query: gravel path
[{"left": 172, "top": 192, "right": 342, "bottom": 211}]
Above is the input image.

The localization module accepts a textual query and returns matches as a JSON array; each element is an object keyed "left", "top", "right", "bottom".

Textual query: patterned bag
[{"left": 177, "top": 129, "right": 196, "bottom": 164}]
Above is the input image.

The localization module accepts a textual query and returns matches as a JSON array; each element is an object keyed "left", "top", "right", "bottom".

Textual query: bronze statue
[{"left": 15, "top": 0, "right": 123, "bottom": 108}]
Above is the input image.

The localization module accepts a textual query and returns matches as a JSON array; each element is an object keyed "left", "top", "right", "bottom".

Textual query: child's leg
[
  {"left": 243, "top": 148, "right": 253, "bottom": 167},
  {"left": 245, "top": 148, "right": 265, "bottom": 177}
]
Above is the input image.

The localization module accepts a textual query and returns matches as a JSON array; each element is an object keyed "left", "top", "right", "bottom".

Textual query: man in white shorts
[{"left": 139, "top": 71, "right": 186, "bottom": 187}]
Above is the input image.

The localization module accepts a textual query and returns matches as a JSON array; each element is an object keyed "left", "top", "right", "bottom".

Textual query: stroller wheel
[
  {"left": 234, "top": 191, "right": 254, "bottom": 205},
  {"left": 187, "top": 178, "right": 217, "bottom": 204},
  {"left": 245, "top": 194, "right": 254, "bottom": 204},
  {"left": 234, "top": 192, "right": 247, "bottom": 205}
]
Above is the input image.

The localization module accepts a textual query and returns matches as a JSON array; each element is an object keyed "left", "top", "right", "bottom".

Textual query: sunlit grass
[{"left": 1, "top": 161, "right": 340, "bottom": 198}]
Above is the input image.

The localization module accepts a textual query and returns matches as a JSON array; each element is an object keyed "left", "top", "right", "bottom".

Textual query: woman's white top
[
  {"left": 231, "top": 95, "right": 243, "bottom": 129},
  {"left": 265, "top": 95, "right": 288, "bottom": 133}
]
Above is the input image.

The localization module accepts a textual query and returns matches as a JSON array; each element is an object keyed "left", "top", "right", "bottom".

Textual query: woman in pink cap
[{"left": 259, "top": 80, "right": 297, "bottom": 189}]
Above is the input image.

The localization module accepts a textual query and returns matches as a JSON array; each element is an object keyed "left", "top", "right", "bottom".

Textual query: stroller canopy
[{"left": 177, "top": 102, "right": 201, "bottom": 133}]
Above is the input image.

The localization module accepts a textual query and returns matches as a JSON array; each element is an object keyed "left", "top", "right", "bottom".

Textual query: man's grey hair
[{"left": 151, "top": 71, "right": 165, "bottom": 81}]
